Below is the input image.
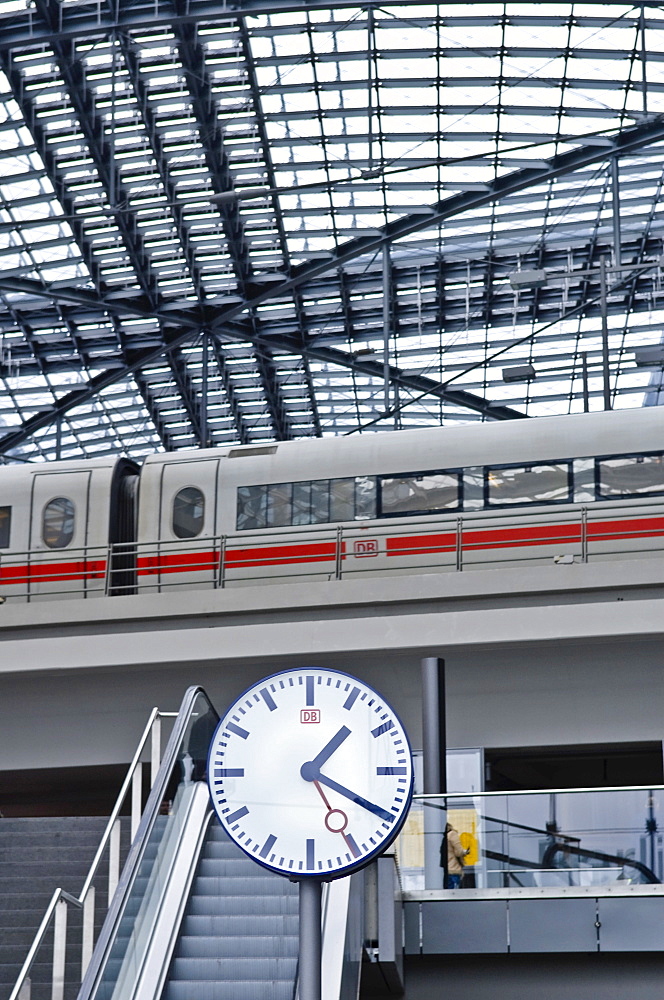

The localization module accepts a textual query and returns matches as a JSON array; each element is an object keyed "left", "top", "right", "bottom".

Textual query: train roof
[{"left": 140, "top": 407, "right": 663, "bottom": 470}]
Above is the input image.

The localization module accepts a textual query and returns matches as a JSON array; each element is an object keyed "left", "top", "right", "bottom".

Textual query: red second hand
[{"left": 312, "top": 779, "right": 360, "bottom": 858}]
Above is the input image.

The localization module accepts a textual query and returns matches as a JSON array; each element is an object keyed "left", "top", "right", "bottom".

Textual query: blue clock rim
[{"left": 206, "top": 665, "right": 414, "bottom": 881}]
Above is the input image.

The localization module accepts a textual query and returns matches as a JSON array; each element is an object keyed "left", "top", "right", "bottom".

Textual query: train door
[
  {"left": 28, "top": 470, "right": 99, "bottom": 600},
  {"left": 138, "top": 459, "right": 220, "bottom": 593}
]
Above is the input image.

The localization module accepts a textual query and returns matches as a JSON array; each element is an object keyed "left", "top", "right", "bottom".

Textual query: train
[{"left": 0, "top": 406, "right": 662, "bottom": 601}]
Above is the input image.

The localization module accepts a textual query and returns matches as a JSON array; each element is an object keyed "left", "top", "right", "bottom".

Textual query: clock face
[{"left": 207, "top": 667, "right": 413, "bottom": 880}]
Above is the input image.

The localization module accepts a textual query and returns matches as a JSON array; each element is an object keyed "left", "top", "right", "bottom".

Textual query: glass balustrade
[{"left": 397, "top": 786, "right": 664, "bottom": 892}]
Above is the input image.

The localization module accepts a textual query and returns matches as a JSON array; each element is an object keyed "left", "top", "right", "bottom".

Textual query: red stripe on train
[
  {"left": 386, "top": 515, "right": 664, "bottom": 556},
  {"left": 136, "top": 541, "right": 342, "bottom": 574},
  {"left": 137, "top": 551, "right": 219, "bottom": 576},
  {"left": 7, "top": 513, "right": 653, "bottom": 586},
  {"left": 135, "top": 516, "right": 664, "bottom": 575},
  {"left": 0, "top": 559, "right": 107, "bottom": 585},
  {"left": 225, "top": 541, "right": 341, "bottom": 568},
  {"left": 586, "top": 515, "right": 664, "bottom": 540}
]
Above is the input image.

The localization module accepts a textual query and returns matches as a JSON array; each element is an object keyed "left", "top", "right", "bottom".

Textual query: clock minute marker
[
  {"left": 260, "top": 687, "right": 277, "bottom": 711},
  {"left": 226, "top": 805, "right": 249, "bottom": 825},
  {"left": 226, "top": 721, "right": 250, "bottom": 740},
  {"left": 260, "top": 834, "right": 277, "bottom": 859},
  {"left": 372, "top": 720, "right": 395, "bottom": 738},
  {"left": 343, "top": 686, "right": 360, "bottom": 710}
]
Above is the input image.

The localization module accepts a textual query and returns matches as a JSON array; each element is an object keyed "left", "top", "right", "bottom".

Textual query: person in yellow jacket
[{"left": 442, "top": 822, "right": 470, "bottom": 889}]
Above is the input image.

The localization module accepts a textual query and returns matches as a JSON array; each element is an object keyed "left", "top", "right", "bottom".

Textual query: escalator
[
  {"left": 163, "top": 821, "right": 298, "bottom": 1000},
  {"left": 79, "top": 687, "right": 361, "bottom": 1000}
]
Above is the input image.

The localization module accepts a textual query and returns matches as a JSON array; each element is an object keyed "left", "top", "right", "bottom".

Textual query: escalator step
[
  {"left": 168, "top": 956, "right": 297, "bottom": 982},
  {"left": 174, "top": 934, "right": 297, "bottom": 959},
  {"left": 180, "top": 914, "right": 298, "bottom": 937},
  {"left": 197, "top": 857, "right": 277, "bottom": 877},
  {"left": 192, "top": 875, "right": 297, "bottom": 896},
  {"left": 187, "top": 894, "right": 298, "bottom": 917},
  {"left": 164, "top": 979, "right": 295, "bottom": 1000}
]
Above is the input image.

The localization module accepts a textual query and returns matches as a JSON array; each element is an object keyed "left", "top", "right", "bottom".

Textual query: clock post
[
  {"left": 207, "top": 667, "right": 414, "bottom": 1000},
  {"left": 298, "top": 878, "right": 323, "bottom": 1000}
]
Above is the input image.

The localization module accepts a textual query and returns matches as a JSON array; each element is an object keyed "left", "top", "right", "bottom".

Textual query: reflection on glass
[
  {"left": 354, "top": 476, "right": 377, "bottom": 519},
  {"left": 380, "top": 473, "right": 460, "bottom": 515},
  {"left": 486, "top": 463, "right": 571, "bottom": 506},
  {"left": 236, "top": 485, "right": 266, "bottom": 530},
  {"left": 172, "top": 486, "right": 205, "bottom": 539},
  {"left": 236, "top": 476, "right": 378, "bottom": 529},
  {"left": 330, "top": 478, "right": 355, "bottom": 522},
  {"left": 266, "top": 482, "right": 292, "bottom": 528},
  {"left": 0, "top": 505, "right": 10, "bottom": 547},
  {"left": 399, "top": 787, "right": 663, "bottom": 892},
  {"left": 597, "top": 454, "right": 664, "bottom": 497},
  {"left": 42, "top": 497, "right": 75, "bottom": 548}
]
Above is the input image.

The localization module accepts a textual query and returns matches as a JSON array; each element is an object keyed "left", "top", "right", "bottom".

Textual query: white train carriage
[
  {"left": 133, "top": 407, "right": 664, "bottom": 594},
  {"left": 0, "top": 457, "right": 137, "bottom": 601}
]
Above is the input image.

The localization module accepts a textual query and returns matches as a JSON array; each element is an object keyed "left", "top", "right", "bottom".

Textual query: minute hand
[{"left": 314, "top": 771, "right": 395, "bottom": 823}]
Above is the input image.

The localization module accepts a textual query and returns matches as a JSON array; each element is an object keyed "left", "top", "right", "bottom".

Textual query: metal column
[
  {"left": 421, "top": 657, "right": 446, "bottom": 889},
  {"left": 299, "top": 879, "right": 322, "bottom": 1000},
  {"left": 599, "top": 257, "right": 612, "bottom": 411},
  {"left": 383, "top": 244, "right": 391, "bottom": 417}
]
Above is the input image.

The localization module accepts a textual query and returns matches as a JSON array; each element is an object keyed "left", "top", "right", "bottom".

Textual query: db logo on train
[
  {"left": 300, "top": 709, "right": 321, "bottom": 723},
  {"left": 353, "top": 539, "right": 379, "bottom": 557}
]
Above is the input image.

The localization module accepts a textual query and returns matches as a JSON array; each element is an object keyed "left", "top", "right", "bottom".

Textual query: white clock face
[{"left": 208, "top": 667, "right": 413, "bottom": 879}]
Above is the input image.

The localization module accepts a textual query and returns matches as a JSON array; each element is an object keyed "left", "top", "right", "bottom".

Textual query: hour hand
[{"left": 300, "top": 725, "right": 351, "bottom": 781}]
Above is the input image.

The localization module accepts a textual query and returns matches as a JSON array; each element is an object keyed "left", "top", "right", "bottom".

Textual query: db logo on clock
[{"left": 300, "top": 709, "right": 320, "bottom": 723}]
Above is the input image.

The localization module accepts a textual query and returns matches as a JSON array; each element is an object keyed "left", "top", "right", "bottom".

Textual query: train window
[
  {"left": 330, "top": 479, "right": 355, "bottom": 522},
  {"left": 485, "top": 462, "right": 572, "bottom": 507},
  {"left": 379, "top": 472, "right": 460, "bottom": 516},
  {"left": 291, "top": 481, "right": 313, "bottom": 525},
  {"left": 310, "top": 480, "right": 329, "bottom": 524},
  {"left": 354, "top": 476, "right": 377, "bottom": 519},
  {"left": 42, "top": 497, "right": 75, "bottom": 549},
  {"left": 172, "top": 486, "right": 205, "bottom": 539},
  {"left": 0, "top": 506, "right": 10, "bottom": 547},
  {"left": 266, "top": 483, "right": 292, "bottom": 528},
  {"left": 237, "top": 486, "right": 267, "bottom": 531},
  {"left": 596, "top": 454, "right": 664, "bottom": 498},
  {"left": 236, "top": 476, "right": 378, "bottom": 530}
]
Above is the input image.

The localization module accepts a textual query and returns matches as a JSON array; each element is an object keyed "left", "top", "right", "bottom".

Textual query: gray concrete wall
[{"left": 1, "top": 635, "right": 662, "bottom": 773}]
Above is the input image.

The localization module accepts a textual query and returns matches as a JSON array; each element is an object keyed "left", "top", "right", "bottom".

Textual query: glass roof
[{"left": 0, "top": 1, "right": 663, "bottom": 462}]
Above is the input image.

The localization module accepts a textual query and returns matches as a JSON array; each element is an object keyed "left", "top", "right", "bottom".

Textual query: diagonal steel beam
[{"left": 4, "top": 112, "right": 664, "bottom": 454}]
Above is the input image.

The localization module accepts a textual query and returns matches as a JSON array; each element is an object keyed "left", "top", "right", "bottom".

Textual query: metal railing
[
  {"left": 0, "top": 496, "right": 662, "bottom": 602},
  {"left": 9, "top": 708, "right": 177, "bottom": 1000}
]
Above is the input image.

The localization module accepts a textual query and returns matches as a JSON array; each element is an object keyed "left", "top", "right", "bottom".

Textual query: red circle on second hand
[{"left": 325, "top": 809, "right": 348, "bottom": 834}]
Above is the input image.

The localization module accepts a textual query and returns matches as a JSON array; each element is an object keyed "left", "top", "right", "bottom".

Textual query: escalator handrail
[
  {"left": 77, "top": 684, "right": 219, "bottom": 1000},
  {"left": 483, "top": 813, "right": 581, "bottom": 843},
  {"left": 541, "top": 840, "right": 660, "bottom": 883}
]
